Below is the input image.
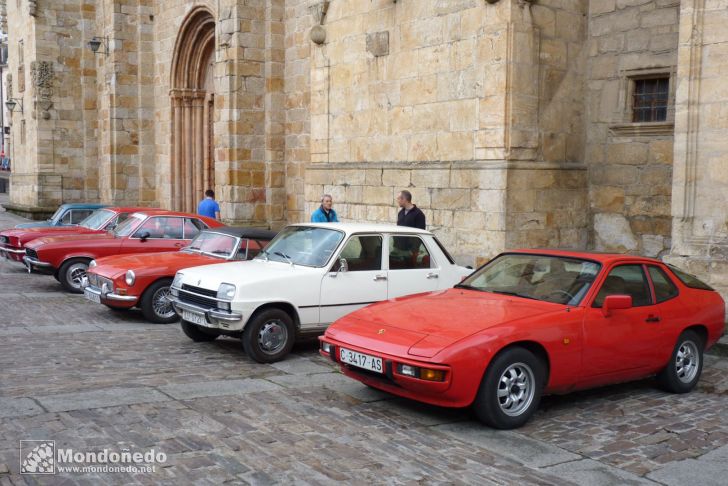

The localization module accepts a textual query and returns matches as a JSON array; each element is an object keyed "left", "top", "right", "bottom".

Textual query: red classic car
[
  {"left": 0, "top": 206, "right": 150, "bottom": 263},
  {"left": 81, "top": 227, "right": 276, "bottom": 323},
  {"left": 320, "top": 250, "right": 725, "bottom": 429},
  {"left": 24, "top": 210, "right": 223, "bottom": 293}
]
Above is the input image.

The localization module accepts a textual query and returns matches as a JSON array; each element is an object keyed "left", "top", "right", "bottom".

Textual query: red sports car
[
  {"left": 0, "top": 206, "right": 149, "bottom": 263},
  {"left": 81, "top": 227, "right": 276, "bottom": 323},
  {"left": 24, "top": 210, "right": 223, "bottom": 293},
  {"left": 320, "top": 250, "right": 725, "bottom": 429}
]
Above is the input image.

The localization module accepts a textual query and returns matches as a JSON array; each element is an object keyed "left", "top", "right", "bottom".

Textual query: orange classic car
[{"left": 81, "top": 227, "right": 276, "bottom": 323}]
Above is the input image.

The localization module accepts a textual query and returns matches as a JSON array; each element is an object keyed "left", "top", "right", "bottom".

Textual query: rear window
[{"left": 667, "top": 265, "right": 714, "bottom": 291}]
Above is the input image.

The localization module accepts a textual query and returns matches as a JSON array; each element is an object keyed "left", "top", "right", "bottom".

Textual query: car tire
[
  {"left": 180, "top": 320, "right": 219, "bottom": 342},
  {"left": 656, "top": 330, "right": 704, "bottom": 394},
  {"left": 59, "top": 258, "right": 91, "bottom": 294},
  {"left": 53, "top": 271, "right": 61, "bottom": 283},
  {"left": 242, "top": 308, "right": 295, "bottom": 363},
  {"left": 140, "top": 279, "right": 178, "bottom": 324},
  {"left": 472, "top": 347, "right": 545, "bottom": 430}
]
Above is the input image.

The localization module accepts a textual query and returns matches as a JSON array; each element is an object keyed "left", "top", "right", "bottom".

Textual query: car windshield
[
  {"left": 457, "top": 254, "right": 601, "bottom": 305},
  {"left": 256, "top": 226, "right": 344, "bottom": 267},
  {"left": 79, "top": 209, "right": 114, "bottom": 230},
  {"left": 184, "top": 231, "right": 238, "bottom": 259},
  {"left": 113, "top": 214, "right": 145, "bottom": 237}
]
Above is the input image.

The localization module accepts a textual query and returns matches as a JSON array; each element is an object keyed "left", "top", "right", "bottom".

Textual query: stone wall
[{"left": 585, "top": 0, "right": 679, "bottom": 257}]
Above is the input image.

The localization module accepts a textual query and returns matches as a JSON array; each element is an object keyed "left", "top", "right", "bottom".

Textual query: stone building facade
[{"left": 1, "top": 0, "right": 727, "bottom": 298}]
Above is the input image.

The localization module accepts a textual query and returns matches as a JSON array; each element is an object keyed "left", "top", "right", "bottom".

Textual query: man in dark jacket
[{"left": 396, "top": 190, "right": 426, "bottom": 229}]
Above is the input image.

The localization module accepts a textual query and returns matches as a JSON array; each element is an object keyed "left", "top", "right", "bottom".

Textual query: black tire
[
  {"left": 140, "top": 279, "right": 178, "bottom": 324},
  {"left": 242, "top": 308, "right": 295, "bottom": 363},
  {"left": 656, "top": 330, "right": 704, "bottom": 393},
  {"left": 53, "top": 271, "right": 61, "bottom": 282},
  {"left": 59, "top": 258, "right": 91, "bottom": 293},
  {"left": 180, "top": 320, "right": 219, "bottom": 342},
  {"left": 472, "top": 347, "right": 545, "bottom": 429}
]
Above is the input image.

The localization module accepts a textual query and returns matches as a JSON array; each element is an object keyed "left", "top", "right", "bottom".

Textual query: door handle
[
  {"left": 426, "top": 272, "right": 439, "bottom": 279},
  {"left": 373, "top": 275, "right": 387, "bottom": 281},
  {"left": 645, "top": 315, "right": 661, "bottom": 323}
]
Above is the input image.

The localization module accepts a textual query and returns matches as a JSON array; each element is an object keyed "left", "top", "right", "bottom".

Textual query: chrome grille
[
  {"left": 25, "top": 248, "right": 38, "bottom": 260},
  {"left": 0, "top": 236, "right": 7, "bottom": 244},
  {"left": 178, "top": 284, "right": 219, "bottom": 309},
  {"left": 87, "top": 274, "right": 114, "bottom": 293}
]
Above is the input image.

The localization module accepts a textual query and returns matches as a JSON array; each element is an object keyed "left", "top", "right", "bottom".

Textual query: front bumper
[
  {"left": 319, "top": 336, "right": 459, "bottom": 407},
  {"left": 81, "top": 281, "right": 138, "bottom": 305},
  {"left": 24, "top": 256, "right": 55, "bottom": 274},
  {"left": 169, "top": 295, "right": 243, "bottom": 330}
]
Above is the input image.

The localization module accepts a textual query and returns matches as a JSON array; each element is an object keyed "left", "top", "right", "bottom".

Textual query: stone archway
[{"left": 170, "top": 7, "right": 216, "bottom": 213}]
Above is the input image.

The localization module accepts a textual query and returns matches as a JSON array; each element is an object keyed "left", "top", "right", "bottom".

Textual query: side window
[
  {"left": 333, "top": 235, "right": 383, "bottom": 271},
  {"left": 105, "top": 213, "right": 128, "bottom": 230},
  {"left": 593, "top": 264, "right": 653, "bottom": 308},
  {"left": 184, "top": 218, "right": 204, "bottom": 239},
  {"left": 389, "top": 236, "right": 432, "bottom": 270},
  {"left": 134, "top": 217, "right": 183, "bottom": 239},
  {"left": 71, "top": 209, "right": 93, "bottom": 224},
  {"left": 246, "top": 240, "right": 264, "bottom": 260},
  {"left": 61, "top": 210, "right": 73, "bottom": 225},
  {"left": 648, "top": 266, "right": 679, "bottom": 303}
]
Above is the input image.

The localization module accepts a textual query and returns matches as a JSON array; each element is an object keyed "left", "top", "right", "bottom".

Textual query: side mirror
[
  {"left": 138, "top": 230, "right": 151, "bottom": 242},
  {"left": 338, "top": 258, "right": 348, "bottom": 273},
  {"left": 602, "top": 294, "right": 632, "bottom": 317}
]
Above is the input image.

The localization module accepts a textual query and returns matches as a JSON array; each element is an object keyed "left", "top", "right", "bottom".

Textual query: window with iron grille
[{"left": 632, "top": 77, "right": 669, "bottom": 122}]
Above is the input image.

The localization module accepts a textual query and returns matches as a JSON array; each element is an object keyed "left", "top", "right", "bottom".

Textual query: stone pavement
[{"left": 0, "top": 198, "right": 727, "bottom": 485}]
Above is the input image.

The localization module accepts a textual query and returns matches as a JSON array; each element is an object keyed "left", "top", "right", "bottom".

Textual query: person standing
[
  {"left": 396, "top": 190, "right": 426, "bottom": 229},
  {"left": 198, "top": 189, "right": 221, "bottom": 220},
  {"left": 311, "top": 194, "right": 339, "bottom": 222}
]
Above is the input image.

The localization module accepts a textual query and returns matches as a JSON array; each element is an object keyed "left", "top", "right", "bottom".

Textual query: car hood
[
  {"left": 93, "top": 251, "right": 224, "bottom": 279},
  {"left": 1, "top": 226, "right": 100, "bottom": 243},
  {"left": 177, "top": 258, "right": 316, "bottom": 291},
  {"left": 26, "top": 232, "right": 115, "bottom": 249},
  {"left": 326, "top": 288, "right": 564, "bottom": 358}
]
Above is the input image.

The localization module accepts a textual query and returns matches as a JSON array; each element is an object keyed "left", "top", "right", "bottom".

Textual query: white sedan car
[{"left": 169, "top": 223, "right": 472, "bottom": 362}]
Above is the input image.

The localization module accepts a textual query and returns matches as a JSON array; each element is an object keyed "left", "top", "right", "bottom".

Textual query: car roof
[
  {"left": 287, "top": 222, "right": 433, "bottom": 235},
  {"left": 60, "top": 203, "right": 108, "bottom": 209},
  {"left": 506, "top": 249, "right": 662, "bottom": 265},
  {"left": 206, "top": 227, "right": 277, "bottom": 240}
]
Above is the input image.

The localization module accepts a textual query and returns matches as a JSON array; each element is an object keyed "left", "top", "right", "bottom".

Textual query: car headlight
[
  {"left": 172, "top": 272, "right": 184, "bottom": 289},
  {"left": 217, "top": 283, "right": 236, "bottom": 301},
  {"left": 125, "top": 270, "right": 136, "bottom": 286},
  {"left": 321, "top": 342, "right": 333, "bottom": 354},
  {"left": 89, "top": 260, "right": 97, "bottom": 268}
]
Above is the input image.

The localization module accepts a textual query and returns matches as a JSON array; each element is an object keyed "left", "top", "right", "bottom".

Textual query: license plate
[
  {"left": 182, "top": 310, "right": 209, "bottom": 327},
  {"left": 339, "top": 347, "right": 383, "bottom": 373},
  {"left": 84, "top": 289, "right": 101, "bottom": 304}
]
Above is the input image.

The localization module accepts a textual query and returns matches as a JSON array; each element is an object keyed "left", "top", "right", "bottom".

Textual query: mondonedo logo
[{"left": 20, "top": 440, "right": 167, "bottom": 475}]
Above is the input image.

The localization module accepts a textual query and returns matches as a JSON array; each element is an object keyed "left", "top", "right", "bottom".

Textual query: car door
[
  {"left": 319, "top": 234, "right": 388, "bottom": 325},
  {"left": 386, "top": 234, "right": 440, "bottom": 299},
  {"left": 120, "top": 216, "right": 188, "bottom": 253},
  {"left": 645, "top": 265, "right": 685, "bottom": 365},
  {"left": 581, "top": 263, "right": 661, "bottom": 381}
]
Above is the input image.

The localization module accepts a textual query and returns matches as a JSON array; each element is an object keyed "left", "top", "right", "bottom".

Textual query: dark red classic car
[
  {"left": 82, "top": 227, "right": 276, "bottom": 323},
  {"left": 24, "top": 210, "right": 223, "bottom": 293},
  {"left": 0, "top": 207, "right": 149, "bottom": 263}
]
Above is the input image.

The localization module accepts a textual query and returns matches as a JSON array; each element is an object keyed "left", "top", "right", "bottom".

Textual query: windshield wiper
[
  {"left": 274, "top": 251, "right": 294, "bottom": 266},
  {"left": 454, "top": 283, "right": 483, "bottom": 292},
  {"left": 488, "top": 290, "right": 538, "bottom": 301}
]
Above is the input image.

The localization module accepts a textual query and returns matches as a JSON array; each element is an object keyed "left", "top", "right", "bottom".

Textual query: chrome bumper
[
  {"left": 169, "top": 295, "right": 243, "bottom": 325},
  {"left": 24, "top": 256, "right": 54, "bottom": 273},
  {"left": 82, "top": 283, "right": 138, "bottom": 303},
  {"left": 0, "top": 245, "right": 26, "bottom": 255}
]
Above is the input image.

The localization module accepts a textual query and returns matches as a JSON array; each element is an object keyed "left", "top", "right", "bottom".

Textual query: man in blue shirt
[
  {"left": 198, "top": 189, "right": 221, "bottom": 220},
  {"left": 311, "top": 194, "right": 339, "bottom": 222}
]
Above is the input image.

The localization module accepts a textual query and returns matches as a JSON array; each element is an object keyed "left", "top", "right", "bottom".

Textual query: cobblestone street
[{"left": 1, "top": 203, "right": 727, "bottom": 485}]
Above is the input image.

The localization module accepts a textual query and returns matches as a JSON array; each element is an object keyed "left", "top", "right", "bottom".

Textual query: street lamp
[
  {"left": 87, "top": 36, "right": 109, "bottom": 55},
  {"left": 5, "top": 98, "right": 22, "bottom": 114}
]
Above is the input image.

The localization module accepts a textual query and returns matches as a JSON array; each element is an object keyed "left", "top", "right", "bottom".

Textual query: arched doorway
[{"left": 170, "top": 7, "right": 215, "bottom": 212}]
